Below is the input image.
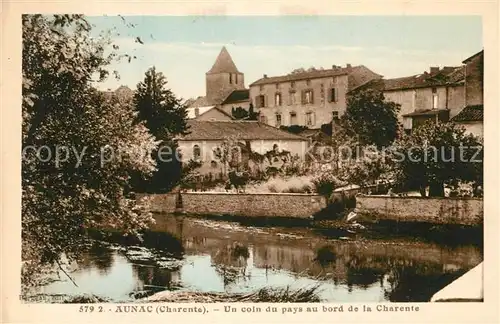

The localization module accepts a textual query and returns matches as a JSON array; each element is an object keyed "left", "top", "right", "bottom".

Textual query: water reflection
[{"left": 36, "top": 215, "right": 482, "bottom": 302}]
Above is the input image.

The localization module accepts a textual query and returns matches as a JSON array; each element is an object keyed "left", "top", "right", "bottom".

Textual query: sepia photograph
[{"left": 19, "top": 14, "right": 485, "bottom": 307}]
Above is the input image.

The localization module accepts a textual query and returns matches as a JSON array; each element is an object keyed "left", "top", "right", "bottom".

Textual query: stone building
[
  {"left": 355, "top": 65, "right": 465, "bottom": 132},
  {"left": 177, "top": 120, "right": 308, "bottom": 176},
  {"left": 186, "top": 106, "right": 234, "bottom": 121},
  {"left": 450, "top": 50, "right": 484, "bottom": 137},
  {"left": 248, "top": 65, "right": 382, "bottom": 129},
  {"left": 357, "top": 50, "right": 483, "bottom": 135},
  {"left": 188, "top": 47, "right": 251, "bottom": 120}
]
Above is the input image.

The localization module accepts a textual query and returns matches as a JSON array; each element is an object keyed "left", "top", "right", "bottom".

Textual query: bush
[{"left": 312, "top": 173, "right": 346, "bottom": 197}]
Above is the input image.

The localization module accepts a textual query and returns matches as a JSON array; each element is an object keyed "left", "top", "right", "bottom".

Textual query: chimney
[
  {"left": 194, "top": 107, "right": 200, "bottom": 117},
  {"left": 430, "top": 66, "right": 439, "bottom": 74},
  {"left": 263, "top": 74, "right": 268, "bottom": 78}
]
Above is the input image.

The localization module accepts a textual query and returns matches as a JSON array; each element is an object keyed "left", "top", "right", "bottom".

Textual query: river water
[{"left": 34, "top": 214, "right": 482, "bottom": 302}]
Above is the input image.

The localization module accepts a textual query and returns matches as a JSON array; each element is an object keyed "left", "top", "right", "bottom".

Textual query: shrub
[{"left": 312, "top": 173, "right": 346, "bottom": 197}]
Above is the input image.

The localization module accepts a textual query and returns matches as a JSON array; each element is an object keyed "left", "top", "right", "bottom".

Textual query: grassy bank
[
  {"left": 143, "top": 286, "right": 322, "bottom": 303},
  {"left": 30, "top": 286, "right": 322, "bottom": 303}
]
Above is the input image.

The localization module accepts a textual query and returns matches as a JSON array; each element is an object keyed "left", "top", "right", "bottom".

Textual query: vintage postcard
[{"left": 1, "top": 1, "right": 499, "bottom": 323}]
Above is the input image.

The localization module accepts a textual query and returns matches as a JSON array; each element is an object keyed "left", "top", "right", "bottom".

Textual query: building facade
[
  {"left": 177, "top": 120, "right": 309, "bottom": 176},
  {"left": 450, "top": 50, "right": 484, "bottom": 137},
  {"left": 359, "top": 65, "right": 466, "bottom": 132},
  {"left": 357, "top": 50, "right": 483, "bottom": 135},
  {"left": 249, "top": 65, "right": 382, "bottom": 129}
]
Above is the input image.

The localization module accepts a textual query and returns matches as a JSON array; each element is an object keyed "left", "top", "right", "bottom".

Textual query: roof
[
  {"left": 402, "top": 109, "right": 449, "bottom": 117},
  {"left": 180, "top": 121, "right": 308, "bottom": 141},
  {"left": 207, "top": 46, "right": 240, "bottom": 74},
  {"left": 186, "top": 106, "right": 234, "bottom": 120},
  {"left": 462, "top": 50, "right": 484, "bottom": 64},
  {"left": 451, "top": 105, "right": 483, "bottom": 122},
  {"left": 360, "top": 66, "right": 465, "bottom": 92},
  {"left": 221, "top": 89, "right": 250, "bottom": 105},
  {"left": 250, "top": 68, "right": 348, "bottom": 86},
  {"left": 187, "top": 96, "right": 212, "bottom": 108},
  {"left": 250, "top": 65, "right": 382, "bottom": 91}
]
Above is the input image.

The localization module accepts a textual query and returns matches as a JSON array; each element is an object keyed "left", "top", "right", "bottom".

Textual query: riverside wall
[
  {"left": 356, "top": 195, "right": 483, "bottom": 225},
  {"left": 137, "top": 192, "right": 483, "bottom": 225}
]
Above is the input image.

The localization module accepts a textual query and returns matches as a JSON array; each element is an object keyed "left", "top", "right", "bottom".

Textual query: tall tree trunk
[
  {"left": 419, "top": 186, "right": 427, "bottom": 197},
  {"left": 429, "top": 181, "right": 445, "bottom": 197}
]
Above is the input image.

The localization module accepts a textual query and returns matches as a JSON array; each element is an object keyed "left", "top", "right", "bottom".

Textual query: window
[
  {"left": 275, "top": 113, "right": 282, "bottom": 127},
  {"left": 276, "top": 83, "right": 280, "bottom": 89},
  {"left": 275, "top": 93, "right": 282, "bottom": 106},
  {"left": 303, "top": 90, "right": 314, "bottom": 104},
  {"left": 332, "top": 111, "right": 339, "bottom": 119},
  {"left": 306, "top": 79, "right": 311, "bottom": 86},
  {"left": 290, "top": 111, "right": 297, "bottom": 125},
  {"left": 291, "top": 81, "right": 296, "bottom": 88},
  {"left": 255, "top": 95, "right": 266, "bottom": 108},
  {"left": 193, "top": 145, "right": 201, "bottom": 161},
  {"left": 260, "top": 85, "right": 264, "bottom": 91},
  {"left": 289, "top": 90, "right": 296, "bottom": 105},
  {"left": 305, "top": 112, "right": 314, "bottom": 126},
  {"left": 329, "top": 88, "right": 337, "bottom": 102},
  {"left": 229, "top": 73, "right": 233, "bottom": 84},
  {"left": 432, "top": 88, "right": 438, "bottom": 109},
  {"left": 235, "top": 74, "right": 238, "bottom": 84}
]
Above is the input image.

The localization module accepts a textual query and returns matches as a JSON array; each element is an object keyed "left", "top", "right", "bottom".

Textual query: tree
[
  {"left": 338, "top": 145, "right": 394, "bottom": 187},
  {"left": 392, "top": 121, "right": 483, "bottom": 197},
  {"left": 134, "top": 67, "right": 188, "bottom": 139},
  {"left": 22, "top": 15, "right": 157, "bottom": 290},
  {"left": 231, "top": 104, "right": 258, "bottom": 121},
  {"left": 231, "top": 106, "right": 249, "bottom": 120},
  {"left": 248, "top": 103, "right": 258, "bottom": 120},
  {"left": 341, "top": 89, "right": 401, "bottom": 149},
  {"left": 132, "top": 67, "right": 189, "bottom": 193}
]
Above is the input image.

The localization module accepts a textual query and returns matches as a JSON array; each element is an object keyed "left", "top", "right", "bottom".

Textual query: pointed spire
[{"left": 207, "top": 46, "right": 240, "bottom": 74}]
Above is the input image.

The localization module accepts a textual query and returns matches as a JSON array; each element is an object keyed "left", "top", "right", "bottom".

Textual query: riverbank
[
  {"left": 143, "top": 286, "right": 321, "bottom": 303},
  {"left": 137, "top": 192, "right": 483, "bottom": 226}
]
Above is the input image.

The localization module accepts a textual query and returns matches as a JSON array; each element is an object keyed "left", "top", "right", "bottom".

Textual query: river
[{"left": 32, "top": 214, "right": 482, "bottom": 302}]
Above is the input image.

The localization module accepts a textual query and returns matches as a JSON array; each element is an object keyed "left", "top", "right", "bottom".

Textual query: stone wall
[
  {"left": 140, "top": 192, "right": 327, "bottom": 218},
  {"left": 356, "top": 195, "right": 483, "bottom": 225},
  {"left": 136, "top": 193, "right": 178, "bottom": 214}
]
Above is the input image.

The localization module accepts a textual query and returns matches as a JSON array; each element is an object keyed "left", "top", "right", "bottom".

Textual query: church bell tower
[{"left": 206, "top": 46, "right": 245, "bottom": 105}]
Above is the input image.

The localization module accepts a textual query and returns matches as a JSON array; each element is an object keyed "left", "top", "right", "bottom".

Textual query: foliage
[
  {"left": 341, "top": 89, "right": 401, "bottom": 149},
  {"left": 231, "top": 106, "right": 249, "bottom": 120},
  {"left": 22, "top": 15, "right": 157, "bottom": 290},
  {"left": 312, "top": 172, "right": 347, "bottom": 197},
  {"left": 320, "top": 123, "right": 333, "bottom": 136},
  {"left": 392, "top": 121, "right": 483, "bottom": 197},
  {"left": 337, "top": 145, "right": 395, "bottom": 187},
  {"left": 280, "top": 125, "right": 308, "bottom": 135},
  {"left": 231, "top": 104, "right": 258, "bottom": 120},
  {"left": 134, "top": 67, "right": 188, "bottom": 139},
  {"left": 248, "top": 103, "right": 258, "bottom": 120},
  {"left": 132, "top": 67, "right": 189, "bottom": 193}
]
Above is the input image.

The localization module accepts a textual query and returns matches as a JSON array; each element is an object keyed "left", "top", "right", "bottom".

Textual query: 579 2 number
[{"left": 79, "top": 305, "right": 104, "bottom": 313}]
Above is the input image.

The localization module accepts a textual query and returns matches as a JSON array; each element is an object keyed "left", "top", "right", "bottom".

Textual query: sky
[{"left": 87, "top": 16, "right": 482, "bottom": 100}]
